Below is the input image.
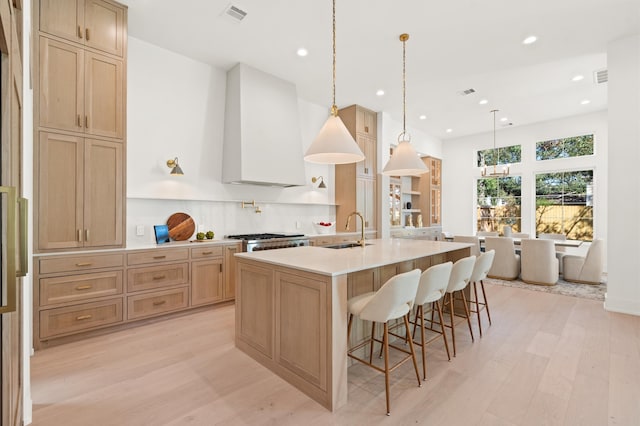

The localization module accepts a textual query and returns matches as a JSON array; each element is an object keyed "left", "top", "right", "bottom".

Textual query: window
[
  {"left": 477, "top": 176, "right": 522, "bottom": 234},
  {"left": 536, "top": 134, "right": 594, "bottom": 160},
  {"left": 477, "top": 145, "right": 521, "bottom": 167},
  {"left": 535, "top": 170, "right": 593, "bottom": 241}
]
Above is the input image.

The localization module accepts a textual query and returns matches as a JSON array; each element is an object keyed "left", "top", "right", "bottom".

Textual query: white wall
[
  {"left": 442, "top": 111, "right": 608, "bottom": 259},
  {"left": 126, "top": 37, "right": 336, "bottom": 244},
  {"left": 606, "top": 34, "right": 640, "bottom": 315}
]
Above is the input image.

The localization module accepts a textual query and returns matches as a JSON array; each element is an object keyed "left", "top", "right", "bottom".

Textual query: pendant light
[
  {"left": 304, "top": 0, "right": 365, "bottom": 164},
  {"left": 382, "top": 33, "right": 428, "bottom": 176},
  {"left": 480, "top": 109, "right": 510, "bottom": 176}
]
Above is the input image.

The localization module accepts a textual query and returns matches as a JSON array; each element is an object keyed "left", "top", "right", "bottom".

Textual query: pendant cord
[
  {"left": 402, "top": 35, "right": 407, "bottom": 135},
  {"left": 331, "top": 0, "right": 337, "bottom": 116},
  {"left": 491, "top": 109, "right": 499, "bottom": 169}
]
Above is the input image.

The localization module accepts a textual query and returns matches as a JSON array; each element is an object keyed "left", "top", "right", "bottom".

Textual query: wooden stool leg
[
  {"left": 460, "top": 290, "right": 475, "bottom": 342},
  {"left": 369, "top": 321, "right": 376, "bottom": 363},
  {"left": 481, "top": 280, "right": 492, "bottom": 325},
  {"left": 404, "top": 314, "right": 422, "bottom": 387},
  {"left": 449, "top": 292, "right": 456, "bottom": 357},
  {"left": 473, "top": 281, "right": 483, "bottom": 337},
  {"left": 418, "top": 305, "right": 427, "bottom": 380},
  {"left": 435, "top": 300, "right": 451, "bottom": 361},
  {"left": 383, "top": 322, "right": 391, "bottom": 416}
]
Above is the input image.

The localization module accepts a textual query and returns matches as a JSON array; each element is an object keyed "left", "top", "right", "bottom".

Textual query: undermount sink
[{"left": 324, "top": 242, "right": 372, "bottom": 249}]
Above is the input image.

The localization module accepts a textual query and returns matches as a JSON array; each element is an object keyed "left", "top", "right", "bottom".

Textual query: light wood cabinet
[
  {"left": 224, "top": 243, "right": 240, "bottom": 300},
  {"left": 39, "top": 0, "right": 126, "bottom": 57},
  {"left": 336, "top": 105, "right": 378, "bottom": 233},
  {"left": 39, "top": 36, "right": 124, "bottom": 139},
  {"left": 37, "top": 131, "right": 124, "bottom": 250},
  {"left": 34, "top": 242, "right": 240, "bottom": 348},
  {"left": 418, "top": 157, "right": 442, "bottom": 226}
]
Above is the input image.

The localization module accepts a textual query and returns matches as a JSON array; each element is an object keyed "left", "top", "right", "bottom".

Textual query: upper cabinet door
[
  {"left": 85, "top": 51, "right": 124, "bottom": 139},
  {"left": 39, "top": 0, "right": 84, "bottom": 45},
  {"left": 39, "top": 0, "right": 125, "bottom": 57},
  {"left": 39, "top": 36, "right": 84, "bottom": 133},
  {"left": 84, "top": 0, "right": 125, "bottom": 57}
]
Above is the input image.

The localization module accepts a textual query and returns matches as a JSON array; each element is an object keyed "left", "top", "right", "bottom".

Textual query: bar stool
[
  {"left": 468, "top": 250, "right": 495, "bottom": 337},
  {"left": 347, "top": 269, "right": 422, "bottom": 416},
  {"left": 443, "top": 256, "right": 476, "bottom": 357},
  {"left": 411, "top": 262, "right": 453, "bottom": 380}
]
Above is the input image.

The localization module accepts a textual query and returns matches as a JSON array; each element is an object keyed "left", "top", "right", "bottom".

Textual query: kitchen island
[{"left": 234, "top": 238, "right": 471, "bottom": 411}]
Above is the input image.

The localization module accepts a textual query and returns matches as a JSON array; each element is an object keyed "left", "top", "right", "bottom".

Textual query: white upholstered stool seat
[
  {"left": 468, "top": 250, "right": 495, "bottom": 337},
  {"left": 411, "top": 262, "right": 453, "bottom": 380},
  {"left": 347, "top": 269, "right": 422, "bottom": 415}
]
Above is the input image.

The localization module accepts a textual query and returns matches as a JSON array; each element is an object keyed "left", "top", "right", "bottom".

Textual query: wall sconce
[
  {"left": 311, "top": 176, "right": 327, "bottom": 189},
  {"left": 166, "top": 157, "right": 184, "bottom": 175}
]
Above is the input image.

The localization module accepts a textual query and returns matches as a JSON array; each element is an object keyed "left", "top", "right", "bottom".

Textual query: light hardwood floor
[{"left": 30, "top": 284, "right": 640, "bottom": 425}]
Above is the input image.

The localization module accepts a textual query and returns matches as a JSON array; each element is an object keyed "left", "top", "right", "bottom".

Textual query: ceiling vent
[
  {"left": 459, "top": 88, "right": 476, "bottom": 96},
  {"left": 222, "top": 4, "right": 248, "bottom": 22},
  {"left": 593, "top": 69, "right": 608, "bottom": 84}
]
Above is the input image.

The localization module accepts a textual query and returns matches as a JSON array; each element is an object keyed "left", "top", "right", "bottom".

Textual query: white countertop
[
  {"left": 235, "top": 238, "right": 472, "bottom": 276},
  {"left": 33, "top": 239, "right": 240, "bottom": 257}
]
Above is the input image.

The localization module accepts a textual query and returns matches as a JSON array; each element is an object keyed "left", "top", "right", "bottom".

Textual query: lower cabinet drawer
[
  {"left": 127, "top": 263, "right": 189, "bottom": 292},
  {"left": 127, "top": 287, "right": 189, "bottom": 320},
  {"left": 40, "top": 271, "right": 124, "bottom": 306},
  {"left": 39, "top": 298, "right": 124, "bottom": 339}
]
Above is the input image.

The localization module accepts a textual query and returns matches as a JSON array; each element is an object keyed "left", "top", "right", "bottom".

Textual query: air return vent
[
  {"left": 593, "top": 69, "right": 608, "bottom": 84},
  {"left": 223, "top": 4, "right": 248, "bottom": 22},
  {"left": 459, "top": 88, "right": 476, "bottom": 96}
]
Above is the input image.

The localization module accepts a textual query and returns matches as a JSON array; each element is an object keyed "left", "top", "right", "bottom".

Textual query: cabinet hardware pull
[
  {"left": 85, "top": 229, "right": 90, "bottom": 241},
  {"left": 364, "top": 167, "right": 368, "bottom": 174},
  {"left": 365, "top": 126, "right": 369, "bottom": 133},
  {"left": 153, "top": 255, "right": 166, "bottom": 259},
  {"left": 152, "top": 300, "right": 166, "bottom": 306},
  {"left": 202, "top": 251, "right": 213, "bottom": 255},
  {"left": 75, "top": 262, "right": 92, "bottom": 267},
  {"left": 85, "top": 28, "right": 90, "bottom": 41},
  {"left": 16, "top": 198, "right": 28, "bottom": 277},
  {"left": 0, "top": 186, "right": 16, "bottom": 314},
  {"left": 76, "top": 315, "right": 92, "bottom": 320},
  {"left": 77, "top": 229, "right": 82, "bottom": 242},
  {"left": 219, "top": 265, "right": 222, "bottom": 273},
  {"left": 77, "top": 26, "right": 83, "bottom": 39},
  {"left": 152, "top": 275, "right": 166, "bottom": 280},
  {"left": 75, "top": 285, "right": 92, "bottom": 290},
  {"left": 85, "top": 115, "right": 88, "bottom": 128},
  {"left": 77, "top": 115, "right": 81, "bottom": 127}
]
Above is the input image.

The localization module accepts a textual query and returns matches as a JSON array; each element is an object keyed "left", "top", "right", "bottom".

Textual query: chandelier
[{"left": 481, "top": 109, "right": 510, "bottom": 177}]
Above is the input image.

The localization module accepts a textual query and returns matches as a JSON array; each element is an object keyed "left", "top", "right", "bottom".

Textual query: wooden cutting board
[{"left": 167, "top": 212, "right": 195, "bottom": 241}]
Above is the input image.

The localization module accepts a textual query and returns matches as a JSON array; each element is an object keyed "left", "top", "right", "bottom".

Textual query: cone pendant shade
[
  {"left": 382, "top": 140, "right": 427, "bottom": 176},
  {"left": 304, "top": 115, "right": 365, "bottom": 164}
]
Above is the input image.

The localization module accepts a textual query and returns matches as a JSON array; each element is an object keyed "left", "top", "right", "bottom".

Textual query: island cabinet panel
[
  {"left": 275, "top": 271, "right": 328, "bottom": 392},
  {"left": 236, "top": 262, "right": 274, "bottom": 358}
]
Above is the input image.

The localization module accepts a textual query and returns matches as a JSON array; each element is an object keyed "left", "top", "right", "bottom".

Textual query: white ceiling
[{"left": 120, "top": 0, "right": 639, "bottom": 140}]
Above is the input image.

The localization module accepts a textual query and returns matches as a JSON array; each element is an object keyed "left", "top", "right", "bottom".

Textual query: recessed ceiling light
[
  {"left": 500, "top": 117, "right": 508, "bottom": 122},
  {"left": 376, "top": 89, "right": 385, "bottom": 96},
  {"left": 572, "top": 74, "right": 584, "bottom": 82},
  {"left": 479, "top": 99, "right": 488, "bottom": 105},
  {"left": 522, "top": 35, "right": 537, "bottom": 45},
  {"left": 581, "top": 99, "right": 591, "bottom": 105},
  {"left": 446, "top": 128, "right": 453, "bottom": 133},
  {"left": 296, "top": 48, "right": 308, "bottom": 57},
  {"left": 419, "top": 115, "right": 427, "bottom": 120}
]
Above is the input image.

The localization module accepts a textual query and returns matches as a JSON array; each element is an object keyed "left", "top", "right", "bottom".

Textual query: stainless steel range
[{"left": 226, "top": 233, "right": 309, "bottom": 252}]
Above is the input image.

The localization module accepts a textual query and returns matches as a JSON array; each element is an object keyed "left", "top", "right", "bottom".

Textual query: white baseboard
[{"left": 604, "top": 293, "right": 640, "bottom": 316}]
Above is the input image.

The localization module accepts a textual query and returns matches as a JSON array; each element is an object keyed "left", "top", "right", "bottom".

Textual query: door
[
  {"left": 1, "top": 1, "right": 25, "bottom": 424},
  {"left": 39, "top": 0, "right": 84, "bottom": 45},
  {"left": 191, "top": 259, "right": 223, "bottom": 306},
  {"left": 84, "top": 0, "right": 126, "bottom": 56},
  {"left": 84, "top": 51, "right": 123, "bottom": 138}
]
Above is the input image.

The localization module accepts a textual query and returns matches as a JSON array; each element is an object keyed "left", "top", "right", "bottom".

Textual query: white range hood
[{"left": 222, "top": 63, "right": 306, "bottom": 187}]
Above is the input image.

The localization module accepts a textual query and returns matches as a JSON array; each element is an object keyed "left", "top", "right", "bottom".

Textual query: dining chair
[
  {"left": 511, "top": 232, "right": 530, "bottom": 239},
  {"left": 453, "top": 235, "right": 481, "bottom": 256},
  {"left": 477, "top": 231, "right": 498, "bottom": 237},
  {"left": 468, "top": 250, "right": 495, "bottom": 337},
  {"left": 411, "top": 262, "right": 453, "bottom": 380},
  {"left": 484, "top": 237, "right": 520, "bottom": 280},
  {"left": 520, "top": 238, "right": 558, "bottom": 285},
  {"left": 347, "top": 269, "right": 422, "bottom": 415},
  {"left": 563, "top": 239, "right": 604, "bottom": 284},
  {"left": 539, "top": 232, "right": 568, "bottom": 273},
  {"left": 443, "top": 256, "right": 476, "bottom": 357}
]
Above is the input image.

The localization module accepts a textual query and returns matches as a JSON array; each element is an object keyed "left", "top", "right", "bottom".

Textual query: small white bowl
[{"left": 313, "top": 222, "right": 335, "bottom": 234}]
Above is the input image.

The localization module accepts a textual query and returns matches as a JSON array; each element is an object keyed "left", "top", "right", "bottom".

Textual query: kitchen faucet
[{"left": 345, "top": 211, "right": 366, "bottom": 247}]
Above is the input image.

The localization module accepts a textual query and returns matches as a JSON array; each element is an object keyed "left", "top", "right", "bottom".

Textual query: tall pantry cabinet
[
  {"left": 336, "top": 105, "right": 378, "bottom": 233},
  {"left": 34, "top": 0, "right": 127, "bottom": 252}
]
